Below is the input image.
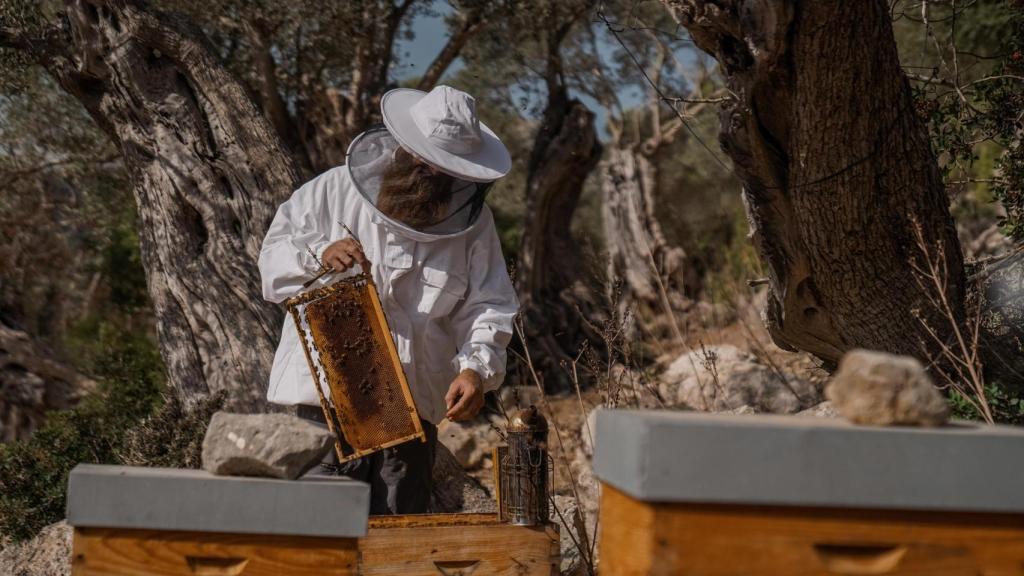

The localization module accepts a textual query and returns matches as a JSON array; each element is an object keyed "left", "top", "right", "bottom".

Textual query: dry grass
[{"left": 909, "top": 220, "right": 993, "bottom": 423}]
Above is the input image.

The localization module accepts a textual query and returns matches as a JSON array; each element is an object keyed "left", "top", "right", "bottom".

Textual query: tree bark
[
  {"left": 291, "top": 0, "right": 481, "bottom": 174},
  {"left": 601, "top": 144, "right": 688, "bottom": 338},
  {"left": 416, "top": 11, "right": 484, "bottom": 91},
  {"left": 517, "top": 89, "right": 603, "bottom": 373},
  {"left": 6, "top": 0, "right": 300, "bottom": 410},
  {"left": 661, "top": 0, "right": 965, "bottom": 366}
]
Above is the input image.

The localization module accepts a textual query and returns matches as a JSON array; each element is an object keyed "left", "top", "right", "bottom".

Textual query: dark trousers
[{"left": 297, "top": 405, "right": 437, "bottom": 515}]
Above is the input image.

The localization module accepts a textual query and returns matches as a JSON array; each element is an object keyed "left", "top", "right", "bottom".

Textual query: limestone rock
[
  {"left": 438, "top": 421, "right": 479, "bottom": 468},
  {"left": 436, "top": 416, "right": 503, "bottom": 470},
  {"left": 692, "top": 300, "right": 737, "bottom": 328},
  {"left": 826, "top": 350, "right": 949, "bottom": 426},
  {"left": 965, "top": 223, "right": 1012, "bottom": 260},
  {"left": 579, "top": 407, "right": 600, "bottom": 458},
  {"left": 0, "top": 521, "right": 71, "bottom": 576},
  {"left": 797, "top": 401, "right": 839, "bottom": 418},
  {"left": 551, "top": 494, "right": 581, "bottom": 574},
  {"left": 551, "top": 494, "right": 597, "bottom": 576},
  {"left": 497, "top": 385, "right": 544, "bottom": 410},
  {"left": 659, "top": 345, "right": 819, "bottom": 414},
  {"left": 201, "top": 412, "right": 334, "bottom": 479},
  {"left": 567, "top": 405, "right": 601, "bottom": 564}
]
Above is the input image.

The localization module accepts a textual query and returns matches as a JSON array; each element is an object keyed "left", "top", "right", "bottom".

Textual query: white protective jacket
[{"left": 259, "top": 166, "right": 518, "bottom": 424}]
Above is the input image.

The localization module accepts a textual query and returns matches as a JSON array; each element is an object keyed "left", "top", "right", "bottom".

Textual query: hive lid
[
  {"left": 66, "top": 464, "right": 370, "bottom": 537},
  {"left": 593, "top": 410, "right": 1024, "bottom": 514}
]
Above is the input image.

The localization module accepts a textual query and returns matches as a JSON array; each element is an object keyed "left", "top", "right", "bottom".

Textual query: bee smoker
[{"left": 494, "top": 406, "right": 551, "bottom": 526}]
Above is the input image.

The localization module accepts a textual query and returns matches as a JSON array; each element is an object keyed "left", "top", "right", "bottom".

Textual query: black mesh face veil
[{"left": 347, "top": 125, "right": 493, "bottom": 235}]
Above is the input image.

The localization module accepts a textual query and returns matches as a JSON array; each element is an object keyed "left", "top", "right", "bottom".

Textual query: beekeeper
[{"left": 258, "top": 85, "right": 518, "bottom": 514}]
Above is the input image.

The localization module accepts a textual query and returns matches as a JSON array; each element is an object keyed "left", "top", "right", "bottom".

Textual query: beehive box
[
  {"left": 67, "top": 465, "right": 368, "bottom": 575},
  {"left": 593, "top": 411, "right": 1024, "bottom": 575},
  {"left": 67, "top": 465, "right": 560, "bottom": 575}
]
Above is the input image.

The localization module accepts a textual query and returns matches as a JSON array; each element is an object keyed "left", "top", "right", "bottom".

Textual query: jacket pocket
[{"left": 418, "top": 266, "right": 468, "bottom": 318}]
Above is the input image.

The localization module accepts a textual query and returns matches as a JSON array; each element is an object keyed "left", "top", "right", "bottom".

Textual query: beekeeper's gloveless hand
[
  {"left": 322, "top": 238, "right": 367, "bottom": 273},
  {"left": 445, "top": 369, "right": 484, "bottom": 421}
]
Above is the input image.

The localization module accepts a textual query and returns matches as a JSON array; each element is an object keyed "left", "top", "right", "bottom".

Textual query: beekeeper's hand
[
  {"left": 445, "top": 369, "right": 484, "bottom": 422},
  {"left": 322, "top": 238, "right": 367, "bottom": 273}
]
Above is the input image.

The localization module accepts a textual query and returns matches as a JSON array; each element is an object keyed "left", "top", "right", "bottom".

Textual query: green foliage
[
  {"left": 120, "top": 391, "right": 225, "bottom": 469},
  {"left": 982, "top": 41, "right": 1024, "bottom": 239},
  {"left": 0, "top": 317, "right": 224, "bottom": 543},
  {"left": 0, "top": 332, "right": 164, "bottom": 542},
  {"left": 701, "top": 204, "right": 764, "bottom": 307},
  {"left": 906, "top": 0, "right": 1024, "bottom": 240},
  {"left": 949, "top": 382, "right": 1024, "bottom": 425}
]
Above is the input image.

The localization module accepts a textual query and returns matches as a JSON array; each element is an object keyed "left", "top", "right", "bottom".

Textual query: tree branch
[{"left": 416, "top": 10, "right": 484, "bottom": 91}]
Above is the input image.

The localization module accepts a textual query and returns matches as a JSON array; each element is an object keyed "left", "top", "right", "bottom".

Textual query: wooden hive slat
[{"left": 72, "top": 528, "right": 359, "bottom": 576}]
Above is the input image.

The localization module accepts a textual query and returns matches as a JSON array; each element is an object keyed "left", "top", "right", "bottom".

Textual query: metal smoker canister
[{"left": 497, "top": 406, "right": 551, "bottom": 526}]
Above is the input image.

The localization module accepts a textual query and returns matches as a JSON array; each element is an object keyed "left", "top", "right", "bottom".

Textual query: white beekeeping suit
[{"left": 258, "top": 120, "right": 518, "bottom": 424}]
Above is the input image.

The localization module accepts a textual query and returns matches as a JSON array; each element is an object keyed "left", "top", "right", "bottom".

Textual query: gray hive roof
[
  {"left": 67, "top": 464, "right": 370, "bottom": 537},
  {"left": 593, "top": 410, "right": 1024, "bottom": 514}
]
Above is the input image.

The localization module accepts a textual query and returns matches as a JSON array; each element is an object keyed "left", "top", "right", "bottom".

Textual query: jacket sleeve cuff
[
  {"left": 454, "top": 350, "right": 503, "bottom": 393},
  {"left": 311, "top": 239, "right": 332, "bottom": 271}
]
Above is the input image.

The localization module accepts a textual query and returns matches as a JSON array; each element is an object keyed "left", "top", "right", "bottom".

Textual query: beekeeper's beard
[{"left": 377, "top": 148, "right": 455, "bottom": 229}]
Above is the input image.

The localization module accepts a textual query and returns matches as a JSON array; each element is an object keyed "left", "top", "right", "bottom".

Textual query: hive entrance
[{"left": 286, "top": 273, "right": 425, "bottom": 462}]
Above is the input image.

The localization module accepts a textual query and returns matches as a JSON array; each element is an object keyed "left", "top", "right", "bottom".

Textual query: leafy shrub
[
  {"left": 912, "top": 2, "right": 1024, "bottom": 240},
  {"left": 120, "top": 391, "right": 224, "bottom": 469},
  {"left": 0, "top": 318, "right": 228, "bottom": 544},
  {"left": 0, "top": 331, "right": 163, "bottom": 542},
  {"left": 950, "top": 383, "right": 1024, "bottom": 425}
]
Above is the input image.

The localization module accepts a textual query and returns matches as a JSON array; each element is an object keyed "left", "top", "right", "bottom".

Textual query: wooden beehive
[
  {"left": 67, "top": 466, "right": 561, "bottom": 576},
  {"left": 594, "top": 411, "right": 1024, "bottom": 575},
  {"left": 285, "top": 273, "right": 425, "bottom": 463},
  {"left": 67, "top": 465, "right": 367, "bottom": 575}
]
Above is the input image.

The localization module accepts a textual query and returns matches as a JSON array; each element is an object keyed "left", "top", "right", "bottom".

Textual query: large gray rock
[
  {"left": 579, "top": 407, "right": 600, "bottom": 458},
  {"left": 566, "top": 404, "right": 601, "bottom": 570},
  {"left": 438, "top": 421, "right": 480, "bottom": 469},
  {"left": 0, "top": 521, "right": 71, "bottom": 576},
  {"left": 826, "top": 349, "right": 949, "bottom": 426},
  {"left": 659, "top": 345, "right": 819, "bottom": 414},
  {"left": 551, "top": 494, "right": 595, "bottom": 576},
  {"left": 202, "top": 412, "right": 334, "bottom": 479}
]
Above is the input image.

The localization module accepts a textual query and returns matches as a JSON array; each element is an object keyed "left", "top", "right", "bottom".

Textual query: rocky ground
[
  {"left": 435, "top": 293, "right": 845, "bottom": 574},
  {"left": 442, "top": 359, "right": 836, "bottom": 574},
  {"left": 0, "top": 521, "right": 71, "bottom": 576}
]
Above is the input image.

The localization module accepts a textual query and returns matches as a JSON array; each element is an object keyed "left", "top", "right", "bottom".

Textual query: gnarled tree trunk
[
  {"left": 601, "top": 144, "right": 688, "bottom": 339},
  {"left": 661, "top": 0, "right": 965, "bottom": 366},
  {"left": 5, "top": 0, "right": 300, "bottom": 410},
  {"left": 518, "top": 89, "right": 602, "bottom": 374}
]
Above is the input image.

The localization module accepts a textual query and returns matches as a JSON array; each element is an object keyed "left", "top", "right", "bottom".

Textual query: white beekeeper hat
[{"left": 380, "top": 85, "right": 511, "bottom": 183}]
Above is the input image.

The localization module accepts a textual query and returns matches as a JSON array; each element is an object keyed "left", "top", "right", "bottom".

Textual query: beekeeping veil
[{"left": 348, "top": 85, "right": 512, "bottom": 235}]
